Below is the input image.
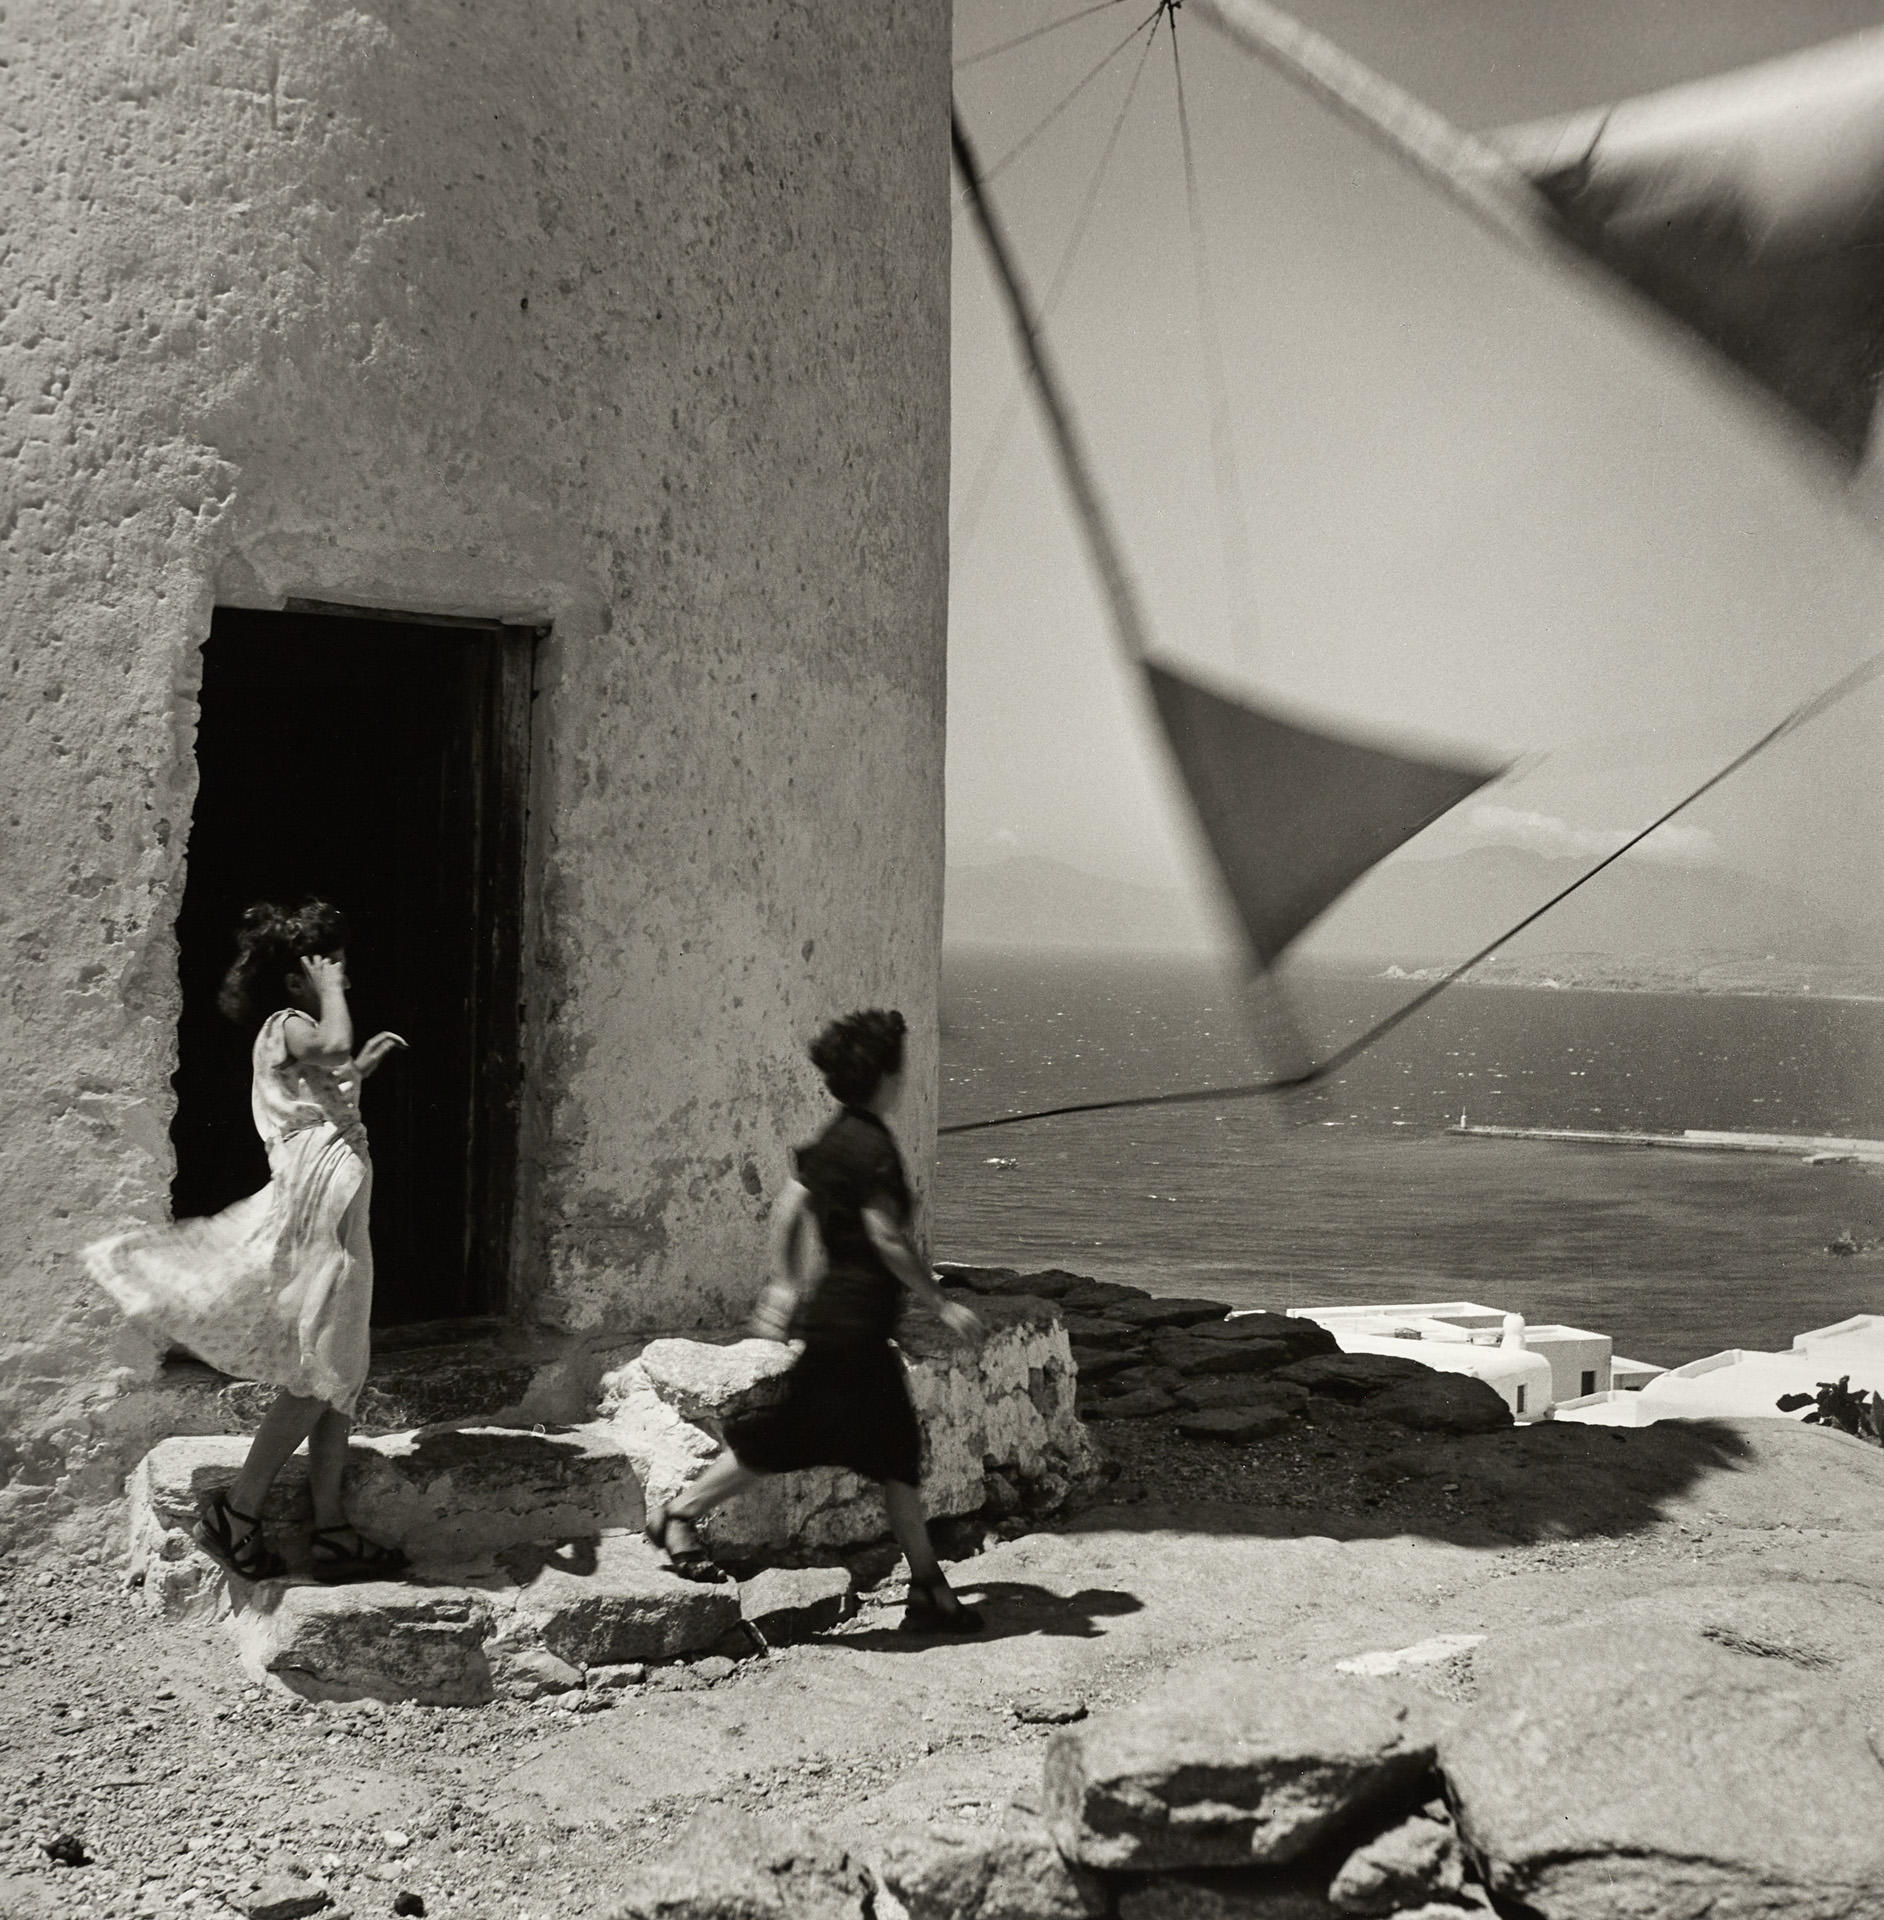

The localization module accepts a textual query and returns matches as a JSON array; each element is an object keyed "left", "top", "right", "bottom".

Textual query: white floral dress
[{"left": 83, "top": 1009, "right": 374, "bottom": 1412}]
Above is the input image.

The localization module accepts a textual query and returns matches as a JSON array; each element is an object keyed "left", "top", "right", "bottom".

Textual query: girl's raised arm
[{"left": 283, "top": 954, "right": 354, "bottom": 1065}]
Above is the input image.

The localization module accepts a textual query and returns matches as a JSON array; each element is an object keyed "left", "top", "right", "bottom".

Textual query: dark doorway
[{"left": 171, "top": 605, "right": 534, "bottom": 1326}]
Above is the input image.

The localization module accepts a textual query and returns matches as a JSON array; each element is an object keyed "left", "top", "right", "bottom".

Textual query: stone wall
[
  {"left": 0, "top": 0, "right": 950, "bottom": 1545},
  {"left": 600, "top": 1295, "right": 1098, "bottom": 1562}
]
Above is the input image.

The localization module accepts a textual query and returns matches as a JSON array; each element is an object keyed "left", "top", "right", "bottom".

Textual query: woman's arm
[
  {"left": 864, "top": 1203, "right": 981, "bottom": 1341},
  {"left": 283, "top": 956, "right": 354, "bottom": 1066}
]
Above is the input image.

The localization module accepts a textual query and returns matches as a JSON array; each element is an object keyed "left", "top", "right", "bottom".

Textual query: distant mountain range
[
  {"left": 945, "top": 856, "right": 1222, "bottom": 953},
  {"left": 944, "top": 849, "right": 1881, "bottom": 967}
]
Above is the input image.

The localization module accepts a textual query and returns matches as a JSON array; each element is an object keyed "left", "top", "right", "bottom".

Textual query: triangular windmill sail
[
  {"left": 1189, "top": 0, "right": 1884, "bottom": 506},
  {"left": 951, "top": 111, "right": 1501, "bottom": 1005},
  {"left": 1490, "top": 30, "right": 1884, "bottom": 466},
  {"left": 1145, "top": 661, "right": 1498, "bottom": 968}
]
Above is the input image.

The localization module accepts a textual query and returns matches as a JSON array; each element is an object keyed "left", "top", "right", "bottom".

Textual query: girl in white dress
[{"left": 85, "top": 900, "right": 408, "bottom": 1583}]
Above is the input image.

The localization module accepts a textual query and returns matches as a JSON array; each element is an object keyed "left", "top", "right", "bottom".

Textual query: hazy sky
[{"left": 948, "top": 0, "right": 1884, "bottom": 947}]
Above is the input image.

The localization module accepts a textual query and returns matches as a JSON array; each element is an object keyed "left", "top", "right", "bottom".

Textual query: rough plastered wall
[{"left": 0, "top": 0, "right": 950, "bottom": 1544}]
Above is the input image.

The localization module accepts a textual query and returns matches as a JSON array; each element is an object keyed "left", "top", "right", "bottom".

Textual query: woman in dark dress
[{"left": 644, "top": 1008, "right": 986, "bottom": 1634}]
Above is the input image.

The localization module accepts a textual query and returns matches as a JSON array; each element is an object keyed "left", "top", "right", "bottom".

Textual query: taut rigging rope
[
  {"left": 965, "top": 10, "right": 1163, "bottom": 200},
  {"left": 954, "top": 9, "right": 1166, "bottom": 552},
  {"left": 956, "top": 0, "right": 1131, "bottom": 75},
  {"left": 1167, "top": 7, "right": 1262, "bottom": 668}
]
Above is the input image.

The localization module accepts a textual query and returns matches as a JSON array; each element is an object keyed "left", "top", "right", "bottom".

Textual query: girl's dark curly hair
[
  {"left": 809, "top": 1007, "right": 907, "bottom": 1107},
  {"left": 217, "top": 898, "right": 349, "bottom": 1024}
]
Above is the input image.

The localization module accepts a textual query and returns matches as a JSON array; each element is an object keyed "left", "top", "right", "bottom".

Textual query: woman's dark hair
[
  {"left": 217, "top": 898, "right": 349, "bottom": 1024},
  {"left": 809, "top": 1007, "right": 907, "bottom": 1106}
]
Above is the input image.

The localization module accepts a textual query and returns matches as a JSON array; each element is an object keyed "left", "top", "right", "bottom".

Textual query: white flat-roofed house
[
  {"left": 1284, "top": 1300, "right": 1561, "bottom": 1422},
  {"left": 1581, "top": 1313, "right": 1884, "bottom": 1425},
  {"left": 1520, "top": 1325, "right": 1613, "bottom": 1404}
]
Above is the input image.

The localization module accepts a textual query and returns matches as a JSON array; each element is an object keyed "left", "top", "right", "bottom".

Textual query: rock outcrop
[
  {"left": 1446, "top": 1598, "right": 1884, "bottom": 1919},
  {"left": 1042, "top": 1666, "right": 1446, "bottom": 1871},
  {"left": 600, "top": 1808, "right": 875, "bottom": 1920}
]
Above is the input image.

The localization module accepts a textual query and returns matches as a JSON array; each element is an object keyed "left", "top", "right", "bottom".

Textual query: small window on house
[
  {"left": 1515, "top": 1385, "right": 1526, "bottom": 1413},
  {"left": 1581, "top": 1370, "right": 1597, "bottom": 1396}
]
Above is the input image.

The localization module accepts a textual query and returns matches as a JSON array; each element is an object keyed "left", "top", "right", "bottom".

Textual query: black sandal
[
  {"left": 900, "top": 1579, "right": 985, "bottom": 1636},
  {"left": 307, "top": 1524, "right": 409, "bottom": 1585},
  {"left": 194, "top": 1490, "right": 285, "bottom": 1584},
  {"left": 644, "top": 1503, "right": 725, "bottom": 1584}
]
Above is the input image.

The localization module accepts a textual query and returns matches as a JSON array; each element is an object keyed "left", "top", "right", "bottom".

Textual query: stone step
[
  {"left": 128, "top": 1420, "right": 643, "bottom": 1620},
  {"left": 225, "top": 1528, "right": 745, "bottom": 1705}
]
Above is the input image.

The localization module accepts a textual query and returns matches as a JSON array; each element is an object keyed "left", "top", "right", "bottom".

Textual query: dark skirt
[{"left": 723, "top": 1337, "right": 923, "bottom": 1487}]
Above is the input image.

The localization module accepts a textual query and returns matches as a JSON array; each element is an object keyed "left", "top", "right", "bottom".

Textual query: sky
[{"left": 946, "top": 0, "right": 1884, "bottom": 948}]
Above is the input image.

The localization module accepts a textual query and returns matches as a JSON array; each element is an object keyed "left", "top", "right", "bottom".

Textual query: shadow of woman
[{"left": 831, "top": 1579, "right": 1143, "bottom": 1650}]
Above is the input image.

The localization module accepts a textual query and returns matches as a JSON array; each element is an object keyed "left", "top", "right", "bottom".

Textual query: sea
[{"left": 932, "top": 951, "right": 1884, "bottom": 1369}]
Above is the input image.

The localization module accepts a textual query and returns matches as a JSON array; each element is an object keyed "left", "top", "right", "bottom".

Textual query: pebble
[{"left": 1012, "top": 1695, "right": 1088, "bottom": 1725}]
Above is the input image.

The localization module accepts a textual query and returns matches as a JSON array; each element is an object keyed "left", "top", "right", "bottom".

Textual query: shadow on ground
[
  {"left": 832, "top": 1581, "right": 1144, "bottom": 1650},
  {"left": 1069, "top": 1415, "right": 1884, "bottom": 1550}
]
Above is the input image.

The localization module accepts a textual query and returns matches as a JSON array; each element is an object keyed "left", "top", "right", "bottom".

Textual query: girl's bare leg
[
  {"left": 306, "top": 1406, "right": 352, "bottom": 1532},
  {"left": 667, "top": 1451, "right": 761, "bottom": 1526},
  {"left": 228, "top": 1391, "right": 327, "bottom": 1542}
]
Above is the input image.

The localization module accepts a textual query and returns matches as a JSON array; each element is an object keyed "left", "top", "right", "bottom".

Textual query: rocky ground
[{"left": 8, "top": 1383, "right": 1884, "bottom": 1919}]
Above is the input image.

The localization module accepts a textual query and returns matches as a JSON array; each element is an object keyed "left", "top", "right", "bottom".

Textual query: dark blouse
[{"left": 792, "top": 1106, "right": 911, "bottom": 1341}]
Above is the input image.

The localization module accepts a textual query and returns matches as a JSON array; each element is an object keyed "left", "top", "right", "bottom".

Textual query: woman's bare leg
[
  {"left": 884, "top": 1481, "right": 981, "bottom": 1624},
  {"left": 882, "top": 1479, "right": 943, "bottom": 1586},
  {"left": 305, "top": 1406, "right": 352, "bottom": 1532},
  {"left": 883, "top": 1474, "right": 941, "bottom": 1582},
  {"left": 667, "top": 1451, "right": 761, "bottom": 1524},
  {"left": 227, "top": 1391, "right": 327, "bottom": 1539}
]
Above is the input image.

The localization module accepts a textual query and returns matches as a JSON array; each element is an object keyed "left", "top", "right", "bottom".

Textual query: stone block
[
  {"left": 1444, "top": 1609, "right": 1884, "bottom": 1919},
  {"left": 873, "top": 1804, "right": 1107, "bottom": 1920},
  {"left": 1175, "top": 1406, "right": 1294, "bottom": 1443},
  {"left": 741, "top": 1565, "right": 854, "bottom": 1645},
  {"left": 1221, "top": 1313, "right": 1339, "bottom": 1357},
  {"left": 229, "top": 1580, "right": 497, "bottom": 1706},
  {"left": 1150, "top": 1334, "right": 1292, "bottom": 1378},
  {"left": 495, "top": 1528, "right": 742, "bottom": 1667},
  {"left": 345, "top": 1420, "right": 642, "bottom": 1561},
  {"left": 1327, "top": 1813, "right": 1465, "bottom": 1914},
  {"left": 125, "top": 1423, "right": 643, "bottom": 1613},
  {"left": 1105, "top": 1297, "right": 1231, "bottom": 1329},
  {"left": 1060, "top": 1281, "right": 1153, "bottom": 1313},
  {"left": 493, "top": 1646, "right": 584, "bottom": 1700},
  {"left": 1363, "top": 1374, "right": 1512, "bottom": 1435},
  {"left": 1273, "top": 1354, "right": 1434, "bottom": 1400},
  {"left": 1010, "top": 1270, "right": 1087, "bottom": 1300},
  {"left": 636, "top": 1337, "right": 796, "bottom": 1424},
  {"left": 1058, "top": 1314, "right": 1141, "bottom": 1350},
  {"left": 934, "top": 1265, "right": 1026, "bottom": 1294},
  {"left": 600, "top": 1808, "right": 873, "bottom": 1919},
  {"left": 1044, "top": 1665, "right": 1442, "bottom": 1871}
]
